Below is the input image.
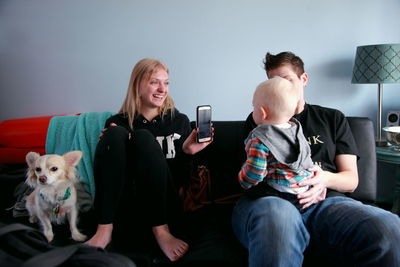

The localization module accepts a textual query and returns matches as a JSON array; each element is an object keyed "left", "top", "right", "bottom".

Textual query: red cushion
[{"left": 0, "top": 116, "right": 53, "bottom": 148}]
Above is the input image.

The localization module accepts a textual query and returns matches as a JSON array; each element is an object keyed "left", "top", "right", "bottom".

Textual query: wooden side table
[{"left": 376, "top": 146, "right": 400, "bottom": 215}]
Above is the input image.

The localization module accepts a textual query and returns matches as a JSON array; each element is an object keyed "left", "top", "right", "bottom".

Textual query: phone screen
[{"left": 197, "top": 105, "right": 212, "bottom": 143}]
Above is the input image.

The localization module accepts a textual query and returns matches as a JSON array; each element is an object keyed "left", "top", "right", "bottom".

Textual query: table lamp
[{"left": 352, "top": 43, "right": 400, "bottom": 146}]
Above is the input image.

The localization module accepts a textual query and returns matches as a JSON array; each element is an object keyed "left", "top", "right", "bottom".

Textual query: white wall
[{"left": 1, "top": 0, "right": 399, "bottom": 124}]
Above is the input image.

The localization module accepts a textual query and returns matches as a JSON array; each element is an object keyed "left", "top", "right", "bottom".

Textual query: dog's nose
[{"left": 39, "top": 175, "right": 47, "bottom": 184}]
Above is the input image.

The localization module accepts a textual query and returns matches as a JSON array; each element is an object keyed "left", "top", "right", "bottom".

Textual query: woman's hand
[
  {"left": 182, "top": 127, "right": 214, "bottom": 155},
  {"left": 99, "top": 123, "right": 118, "bottom": 140},
  {"left": 297, "top": 165, "right": 327, "bottom": 209}
]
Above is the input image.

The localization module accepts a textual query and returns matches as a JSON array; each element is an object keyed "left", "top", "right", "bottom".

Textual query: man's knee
[
  {"left": 239, "top": 197, "right": 309, "bottom": 257},
  {"left": 247, "top": 197, "right": 301, "bottom": 227},
  {"left": 350, "top": 209, "right": 400, "bottom": 265},
  {"left": 364, "top": 210, "right": 400, "bottom": 246}
]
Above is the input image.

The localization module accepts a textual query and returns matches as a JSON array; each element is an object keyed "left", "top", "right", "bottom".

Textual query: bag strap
[
  {"left": 22, "top": 244, "right": 81, "bottom": 267},
  {"left": 0, "top": 223, "right": 38, "bottom": 237}
]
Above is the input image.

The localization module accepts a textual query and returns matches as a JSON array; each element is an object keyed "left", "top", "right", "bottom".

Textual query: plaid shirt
[{"left": 238, "top": 133, "right": 312, "bottom": 190}]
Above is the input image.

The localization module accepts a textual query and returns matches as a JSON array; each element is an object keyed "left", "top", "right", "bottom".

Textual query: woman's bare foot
[
  {"left": 152, "top": 224, "right": 189, "bottom": 262},
  {"left": 85, "top": 224, "right": 113, "bottom": 249}
]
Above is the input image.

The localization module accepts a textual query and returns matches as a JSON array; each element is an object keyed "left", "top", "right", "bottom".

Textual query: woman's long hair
[{"left": 119, "top": 58, "right": 175, "bottom": 129}]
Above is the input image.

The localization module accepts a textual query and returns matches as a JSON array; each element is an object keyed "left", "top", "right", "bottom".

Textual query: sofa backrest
[
  {"left": 192, "top": 121, "right": 247, "bottom": 200},
  {"left": 192, "top": 117, "right": 377, "bottom": 203}
]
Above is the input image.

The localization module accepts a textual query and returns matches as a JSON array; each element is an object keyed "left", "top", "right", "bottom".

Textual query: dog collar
[
  {"left": 40, "top": 186, "right": 71, "bottom": 202},
  {"left": 62, "top": 187, "right": 71, "bottom": 201},
  {"left": 39, "top": 187, "right": 72, "bottom": 217}
]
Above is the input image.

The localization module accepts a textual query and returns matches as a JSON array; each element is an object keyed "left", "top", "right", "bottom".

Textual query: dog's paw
[
  {"left": 72, "top": 231, "right": 87, "bottom": 242},
  {"left": 29, "top": 216, "right": 38, "bottom": 223},
  {"left": 44, "top": 231, "right": 54, "bottom": 242}
]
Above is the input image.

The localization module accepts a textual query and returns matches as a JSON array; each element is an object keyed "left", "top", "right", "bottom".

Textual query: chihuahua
[{"left": 25, "top": 151, "right": 86, "bottom": 242}]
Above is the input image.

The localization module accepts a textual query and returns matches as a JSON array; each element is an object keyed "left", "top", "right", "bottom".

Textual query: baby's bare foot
[
  {"left": 85, "top": 224, "right": 113, "bottom": 249},
  {"left": 153, "top": 224, "right": 189, "bottom": 262}
]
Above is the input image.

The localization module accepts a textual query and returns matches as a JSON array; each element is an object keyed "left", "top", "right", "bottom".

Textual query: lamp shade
[{"left": 352, "top": 43, "right": 400, "bottom": 84}]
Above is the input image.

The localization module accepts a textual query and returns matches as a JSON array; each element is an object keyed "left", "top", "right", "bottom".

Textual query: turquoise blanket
[{"left": 45, "top": 111, "right": 114, "bottom": 197}]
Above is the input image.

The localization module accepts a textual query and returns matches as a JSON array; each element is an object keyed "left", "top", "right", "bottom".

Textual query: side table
[{"left": 376, "top": 146, "right": 400, "bottom": 215}]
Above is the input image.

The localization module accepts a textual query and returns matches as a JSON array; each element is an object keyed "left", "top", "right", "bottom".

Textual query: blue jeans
[{"left": 231, "top": 196, "right": 400, "bottom": 267}]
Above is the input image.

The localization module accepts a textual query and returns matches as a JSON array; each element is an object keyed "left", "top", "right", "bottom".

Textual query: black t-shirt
[
  {"left": 293, "top": 104, "right": 359, "bottom": 172},
  {"left": 104, "top": 108, "right": 192, "bottom": 188},
  {"left": 244, "top": 103, "right": 359, "bottom": 196}
]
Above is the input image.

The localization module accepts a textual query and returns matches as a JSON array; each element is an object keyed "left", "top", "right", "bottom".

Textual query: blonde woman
[{"left": 86, "top": 58, "right": 211, "bottom": 262}]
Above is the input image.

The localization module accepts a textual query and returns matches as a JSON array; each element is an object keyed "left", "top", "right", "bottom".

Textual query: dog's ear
[
  {"left": 26, "top": 152, "right": 40, "bottom": 168},
  {"left": 25, "top": 152, "right": 40, "bottom": 188},
  {"left": 63, "top": 151, "right": 83, "bottom": 167}
]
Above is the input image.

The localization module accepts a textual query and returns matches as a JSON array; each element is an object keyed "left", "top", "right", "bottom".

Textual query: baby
[{"left": 238, "top": 77, "right": 314, "bottom": 209}]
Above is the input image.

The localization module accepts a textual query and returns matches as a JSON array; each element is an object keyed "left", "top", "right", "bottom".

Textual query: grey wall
[{"left": 1, "top": 0, "right": 399, "bottom": 124}]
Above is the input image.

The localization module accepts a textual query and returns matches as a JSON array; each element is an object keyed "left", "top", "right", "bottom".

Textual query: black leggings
[{"left": 93, "top": 126, "right": 182, "bottom": 229}]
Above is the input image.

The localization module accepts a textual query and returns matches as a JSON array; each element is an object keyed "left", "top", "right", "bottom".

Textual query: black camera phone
[{"left": 196, "top": 105, "right": 212, "bottom": 143}]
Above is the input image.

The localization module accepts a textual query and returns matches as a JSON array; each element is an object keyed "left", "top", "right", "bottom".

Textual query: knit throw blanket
[{"left": 45, "top": 111, "right": 114, "bottom": 197}]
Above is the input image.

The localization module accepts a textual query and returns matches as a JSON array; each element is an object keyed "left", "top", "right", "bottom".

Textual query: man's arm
[
  {"left": 297, "top": 154, "right": 358, "bottom": 208},
  {"left": 323, "top": 154, "right": 358, "bottom": 192}
]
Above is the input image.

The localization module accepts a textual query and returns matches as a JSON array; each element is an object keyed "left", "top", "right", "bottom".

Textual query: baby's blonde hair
[{"left": 253, "top": 77, "right": 299, "bottom": 120}]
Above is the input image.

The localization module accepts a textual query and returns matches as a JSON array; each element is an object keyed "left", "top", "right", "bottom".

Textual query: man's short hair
[{"left": 263, "top": 52, "right": 305, "bottom": 78}]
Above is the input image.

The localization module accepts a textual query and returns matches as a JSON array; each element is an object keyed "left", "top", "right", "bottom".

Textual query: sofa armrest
[
  {"left": 0, "top": 116, "right": 53, "bottom": 163},
  {"left": 346, "top": 117, "right": 377, "bottom": 203}
]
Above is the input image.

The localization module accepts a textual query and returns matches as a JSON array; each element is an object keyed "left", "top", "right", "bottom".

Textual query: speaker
[{"left": 386, "top": 111, "right": 400, "bottom": 126}]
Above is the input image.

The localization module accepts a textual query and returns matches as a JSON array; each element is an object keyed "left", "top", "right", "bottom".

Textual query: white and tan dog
[{"left": 25, "top": 151, "right": 86, "bottom": 242}]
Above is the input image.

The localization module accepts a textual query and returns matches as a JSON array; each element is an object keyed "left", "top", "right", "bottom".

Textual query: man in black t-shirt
[{"left": 232, "top": 51, "right": 400, "bottom": 266}]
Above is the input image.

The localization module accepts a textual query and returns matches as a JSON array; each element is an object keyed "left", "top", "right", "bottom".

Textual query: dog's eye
[
  {"left": 50, "top": 167, "right": 58, "bottom": 172},
  {"left": 35, "top": 167, "right": 41, "bottom": 172}
]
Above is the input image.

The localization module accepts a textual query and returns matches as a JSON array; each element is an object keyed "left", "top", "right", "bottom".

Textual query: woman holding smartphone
[{"left": 86, "top": 58, "right": 212, "bottom": 262}]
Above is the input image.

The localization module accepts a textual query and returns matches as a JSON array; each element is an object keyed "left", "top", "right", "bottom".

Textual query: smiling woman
[
  {"left": 119, "top": 58, "right": 175, "bottom": 131},
  {"left": 139, "top": 69, "right": 170, "bottom": 115},
  {"left": 85, "top": 58, "right": 213, "bottom": 262}
]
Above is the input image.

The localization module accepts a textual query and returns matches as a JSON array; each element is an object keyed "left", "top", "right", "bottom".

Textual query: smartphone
[{"left": 196, "top": 105, "right": 212, "bottom": 143}]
